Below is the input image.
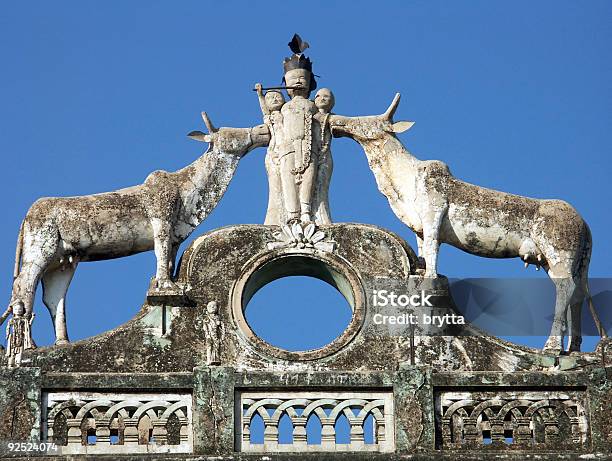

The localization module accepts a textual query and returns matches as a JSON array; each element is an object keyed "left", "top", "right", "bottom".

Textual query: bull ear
[
  {"left": 187, "top": 130, "right": 212, "bottom": 143},
  {"left": 392, "top": 121, "right": 414, "bottom": 133}
]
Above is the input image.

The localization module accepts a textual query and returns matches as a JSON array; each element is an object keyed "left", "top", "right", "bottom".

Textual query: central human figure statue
[{"left": 257, "top": 34, "right": 334, "bottom": 225}]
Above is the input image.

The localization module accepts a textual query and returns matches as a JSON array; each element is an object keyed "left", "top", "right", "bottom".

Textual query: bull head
[
  {"left": 330, "top": 93, "right": 414, "bottom": 142},
  {"left": 188, "top": 112, "right": 270, "bottom": 157}
]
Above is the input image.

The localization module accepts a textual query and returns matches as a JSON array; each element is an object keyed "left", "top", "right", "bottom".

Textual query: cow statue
[
  {"left": 329, "top": 94, "right": 607, "bottom": 354},
  {"left": 1, "top": 113, "right": 269, "bottom": 346}
]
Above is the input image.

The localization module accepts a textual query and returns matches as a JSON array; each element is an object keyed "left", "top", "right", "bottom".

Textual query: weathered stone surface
[
  {"left": 0, "top": 224, "right": 609, "bottom": 460},
  {"left": 1, "top": 32, "right": 609, "bottom": 461},
  {"left": 6, "top": 223, "right": 603, "bottom": 376},
  {"left": 0, "top": 368, "right": 41, "bottom": 443}
]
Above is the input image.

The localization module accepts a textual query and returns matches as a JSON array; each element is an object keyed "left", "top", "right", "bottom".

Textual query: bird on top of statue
[{"left": 288, "top": 34, "right": 309, "bottom": 54}]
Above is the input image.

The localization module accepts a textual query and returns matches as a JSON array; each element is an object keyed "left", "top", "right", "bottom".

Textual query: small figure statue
[
  {"left": 313, "top": 88, "right": 335, "bottom": 203},
  {"left": 314, "top": 88, "right": 335, "bottom": 115},
  {"left": 255, "top": 83, "right": 288, "bottom": 208},
  {"left": 255, "top": 84, "right": 286, "bottom": 126},
  {"left": 5, "top": 301, "right": 34, "bottom": 368},
  {"left": 203, "top": 301, "right": 223, "bottom": 365}
]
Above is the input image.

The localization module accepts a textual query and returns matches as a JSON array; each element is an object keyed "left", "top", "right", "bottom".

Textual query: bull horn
[
  {"left": 201, "top": 112, "right": 218, "bottom": 134},
  {"left": 383, "top": 93, "right": 401, "bottom": 121}
]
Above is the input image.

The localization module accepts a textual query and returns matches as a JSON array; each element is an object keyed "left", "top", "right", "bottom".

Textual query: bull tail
[
  {"left": 581, "top": 224, "right": 607, "bottom": 338},
  {"left": 0, "top": 305, "right": 11, "bottom": 326},
  {"left": 13, "top": 219, "right": 24, "bottom": 279},
  {"left": 586, "top": 282, "right": 607, "bottom": 338}
]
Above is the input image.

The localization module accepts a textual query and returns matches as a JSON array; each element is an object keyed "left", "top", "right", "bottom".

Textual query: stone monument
[{"left": 0, "top": 34, "right": 610, "bottom": 460}]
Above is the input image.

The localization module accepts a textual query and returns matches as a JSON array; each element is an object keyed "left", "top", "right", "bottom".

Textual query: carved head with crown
[{"left": 283, "top": 34, "right": 317, "bottom": 99}]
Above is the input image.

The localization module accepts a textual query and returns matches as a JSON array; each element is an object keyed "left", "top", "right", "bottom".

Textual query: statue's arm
[{"left": 255, "top": 83, "right": 271, "bottom": 116}]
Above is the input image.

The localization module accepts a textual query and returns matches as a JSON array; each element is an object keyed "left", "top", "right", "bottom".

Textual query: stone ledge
[{"left": 2, "top": 452, "right": 611, "bottom": 460}]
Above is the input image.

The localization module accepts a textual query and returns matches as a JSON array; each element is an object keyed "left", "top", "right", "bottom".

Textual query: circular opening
[
  {"left": 244, "top": 276, "right": 353, "bottom": 351},
  {"left": 232, "top": 252, "right": 365, "bottom": 360}
]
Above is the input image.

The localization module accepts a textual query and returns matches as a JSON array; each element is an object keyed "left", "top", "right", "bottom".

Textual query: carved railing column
[
  {"left": 490, "top": 418, "right": 505, "bottom": 445},
  {"left": 123, "top": 418, "right": 139, "bottom": 445},
  {"left": 441, "top": 417, "right": 452, "bottom": 446},
  {"left": 95, "top": 419, "right": 111, "bottom": 446},
  {"left": 242, "top": 420, "right": 251, "bottom": 446},
  {"left": 47, "top": 418, "right": 55, "bottom": 443},
  {"left": 376, "top": 420, "right": 386, "bottom": 444},
  {"left": 152, "top": 419, "right": 168, "bottom": 445},
  {"left": 348, "top": 415, "right": 364, "bottom": 446},
  {"left": 66, "top": 419, "right": 82, "bottom": 446},
  {"left": 544, "top": 420, "right": 560, "bottom": 444},
  {"left": 462, "top": 417, "right": 479, "bottom": 446},
  {"left": 179, "top": 416, "right": 189, "bottom": 444},
  {"left": 292, "top": 416, "right": 307, "bottom": 448},
  {"left": 263, "top": 416, "right": 279, "bottom": 449},
  {"left": 514, "top": 416, "right": 532, "bottom": 445},
  {"left": 320, "top": 417, "right": 336, "bottom": 449},
  {"left": 570, "top": 416, "right": 581, "bottom": 444}
]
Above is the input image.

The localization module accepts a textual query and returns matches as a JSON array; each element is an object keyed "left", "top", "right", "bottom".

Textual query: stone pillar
[
  {"left": 544, "top": 420, "right": 560, "bottom": 444},
  {"left": 462, "top": 417, "right": 479, "bottom": 446},
  {"left": 320, "top": 417, "right": 336, "bottom": 449},
  {"left": 47, "top": 419, "right": 55, "bottom": 443},
  {"left": 179, "top": 416, "right": 189, "bottom": 444},
  {"left": 242, "top": 421, "right": 251, "bottom": 447},
  {"left": 490, "top": 418, "right": 505, "bottom": 445},
  {"left": 292, "top": 416, "right": 307, "bottom": 448},
  {"left": 377, "top": 421, "right": 386, "bottom": 444},
  {"left": 66, "top": 419, "right": 82, "bottom": 446},
  {"left": 515, "top": 416, "right": 532, "bottom": 445},
  {"left": 570, "top": 416, "right": 581, "bottom": 444},
  {"left": 123, "top": 418, "right": 139, "bottom": 446},
  {"left": 348, "top": 416, "right": 364, "bottom": 447},
  {"left": 95, "top": 419, "right": 111, "bottom": 446},
  {"left": 263, "top": 416, "right": 279, "bottom": 450},
  {"left": 152, "top": 419, "right": 168, "bottom": 445}
]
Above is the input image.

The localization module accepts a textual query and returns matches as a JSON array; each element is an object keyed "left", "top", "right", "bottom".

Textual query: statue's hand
[{"left": 254, "top": 83, "right": 263, "bottom": 95}]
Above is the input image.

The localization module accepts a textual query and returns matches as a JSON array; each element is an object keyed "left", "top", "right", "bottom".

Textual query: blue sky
[{"left": 0, "top": 1, "right": 610, "bottom": 351}]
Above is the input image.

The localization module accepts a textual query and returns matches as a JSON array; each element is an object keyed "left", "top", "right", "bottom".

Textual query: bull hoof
[
  {"left": 542, "top": 344, "right": 562, "bottom": 355},
  {"left": 55, "top": 339, "right": 69, "bottom": 346},
  {"left": 567, "top": 340, "right": 582, "bottom": 353},
  {"left": 156, "top": 278, "right": 179, "bottom": 291},
  {"left": 543, "top": 336, "right": 564, "bottom": 355}
]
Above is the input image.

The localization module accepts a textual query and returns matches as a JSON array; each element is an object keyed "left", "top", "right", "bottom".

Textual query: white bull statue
[
  {"left": 330, "top": 94, "right": 607, "bottom": 354},
  {"left": 1, "top": 113, "right": 268, "bottom": 345}
]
